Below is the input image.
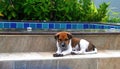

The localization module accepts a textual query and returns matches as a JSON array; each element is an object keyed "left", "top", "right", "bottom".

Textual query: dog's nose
[
  {"left": 62, "top": 44, "right": 65, "bottom": 47},
  {"left": 61, "top": 42, "right": 65, "bottom": 47}
]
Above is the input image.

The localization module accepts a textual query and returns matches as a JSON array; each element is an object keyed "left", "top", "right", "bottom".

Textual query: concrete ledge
[
  {"left": 0, "top": 50, "right": 119, "bottom": 61},
  {"left": 0, "top": 50, "right": 120, "bottom": 69}
]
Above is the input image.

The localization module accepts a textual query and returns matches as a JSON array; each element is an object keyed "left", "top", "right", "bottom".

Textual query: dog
[{"left": 53, "top": 32, "right": 97, "bottom": 57}]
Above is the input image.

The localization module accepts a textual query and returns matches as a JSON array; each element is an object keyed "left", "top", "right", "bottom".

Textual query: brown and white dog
[{"left": 53, "top": 32, "right": 97, "bottom": 57}]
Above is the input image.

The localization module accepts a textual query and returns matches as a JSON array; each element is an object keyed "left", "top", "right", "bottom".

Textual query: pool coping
[{"left": 0, "top": 32, "right": 120, "bottom": 35}]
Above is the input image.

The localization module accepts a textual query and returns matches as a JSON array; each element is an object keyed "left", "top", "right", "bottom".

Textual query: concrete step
[
  {"left": 0, "top": 50, "right": 120, "bottom": 69},
  {"left": 0, "top": 50, "right": 120, "bottom": 61}
]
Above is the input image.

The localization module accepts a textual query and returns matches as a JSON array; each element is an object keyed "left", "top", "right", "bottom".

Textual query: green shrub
[
  {"left": 0, "top": 0, "right": 18, "bottom": 20},
  {"left": 51, "top": 0, "right": 83, "bottom": 21},
  {"left": 107, "top": 12, "right": 120, "bottom": 23},
  {"left": 0, "top": 0, "right": 51, "bottom": 20},
  {"left": 0, "top": 0, "right": 110, "bottom": 22}
]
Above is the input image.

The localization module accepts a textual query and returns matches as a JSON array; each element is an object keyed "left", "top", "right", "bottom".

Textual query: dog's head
[{"left": 55, "top": 32, "right": 72, "bottom": 49}]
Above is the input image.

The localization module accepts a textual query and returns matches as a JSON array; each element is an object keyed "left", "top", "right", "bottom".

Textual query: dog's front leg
[
  {"left": 56, "top": 44, "right": 61, "bottom": 54},
  {"left": 53, "top": 42, "right": 62, "bottom": 57},
  {"left": 61, "top": 49, "right": 72, "bottom": 55},
  {"left": 61, "top": 45, "right": 72, "bottom": 55},
  {"left": 71, "top": 50, "right": 83, "bottom": 55}
]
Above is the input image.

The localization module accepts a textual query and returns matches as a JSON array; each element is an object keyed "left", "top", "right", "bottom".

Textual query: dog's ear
[
  {"left": 54, "top": 34, "right": 59, "bottom": 40},
  {"left": 67, "top": 33, "right": 72, "bottom": 39}
]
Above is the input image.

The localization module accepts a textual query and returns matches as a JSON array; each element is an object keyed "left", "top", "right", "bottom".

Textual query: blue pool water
[{"left": 0, "top": 22, "right": 120, "bottom": 30}]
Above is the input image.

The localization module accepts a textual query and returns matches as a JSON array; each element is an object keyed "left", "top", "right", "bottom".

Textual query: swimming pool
[
  {"left": 0, "top": 21, "right": 120, "bottom": 34},
  {"left": 0, "top": 22, "right": 120, "bottom": 29}
]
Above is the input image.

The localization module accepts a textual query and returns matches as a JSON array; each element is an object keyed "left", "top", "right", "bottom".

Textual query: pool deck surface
[{"left": 0, "top": 50, "right": 119, "bottom": 61}]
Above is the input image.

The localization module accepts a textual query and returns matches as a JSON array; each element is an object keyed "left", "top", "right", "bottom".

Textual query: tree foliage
[{"left": 0, "top": 0, "right": 110, "bottom": 22}]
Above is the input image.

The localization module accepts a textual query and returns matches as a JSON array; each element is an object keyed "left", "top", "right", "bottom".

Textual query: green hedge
[{"left": 0, "top": 0, "right": 110, "bottom": 22}]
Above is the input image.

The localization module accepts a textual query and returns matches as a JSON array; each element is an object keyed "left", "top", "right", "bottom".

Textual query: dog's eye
[
  {"left": 58, "top": 39, "right": 62, "bottom": 41},
  {"left": 65, "top": 39, "right": 69, "bottom": 41}
]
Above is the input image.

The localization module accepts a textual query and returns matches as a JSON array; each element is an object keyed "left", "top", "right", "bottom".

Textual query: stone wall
[{"left": 0, "top": 34, "right": 120, "bottom": 53}]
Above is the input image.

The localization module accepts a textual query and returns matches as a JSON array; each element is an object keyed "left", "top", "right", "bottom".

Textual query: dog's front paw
[
  {"left": 53, "top": 53, "right": 59, "bottom": 57},
  {"left": 71, "top": 52, "right": 77, "bottom": 55},
  {"left": 53, "top": 53, "right": 63, "bottom": 57}
]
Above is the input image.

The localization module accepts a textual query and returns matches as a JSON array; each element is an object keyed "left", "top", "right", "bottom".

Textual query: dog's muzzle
[
  {"left": 61, "top": 42, "right": 65, "bottom": 47},
  {"left": 60, "top": 42, "right": 67, "bottom": 51}
]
